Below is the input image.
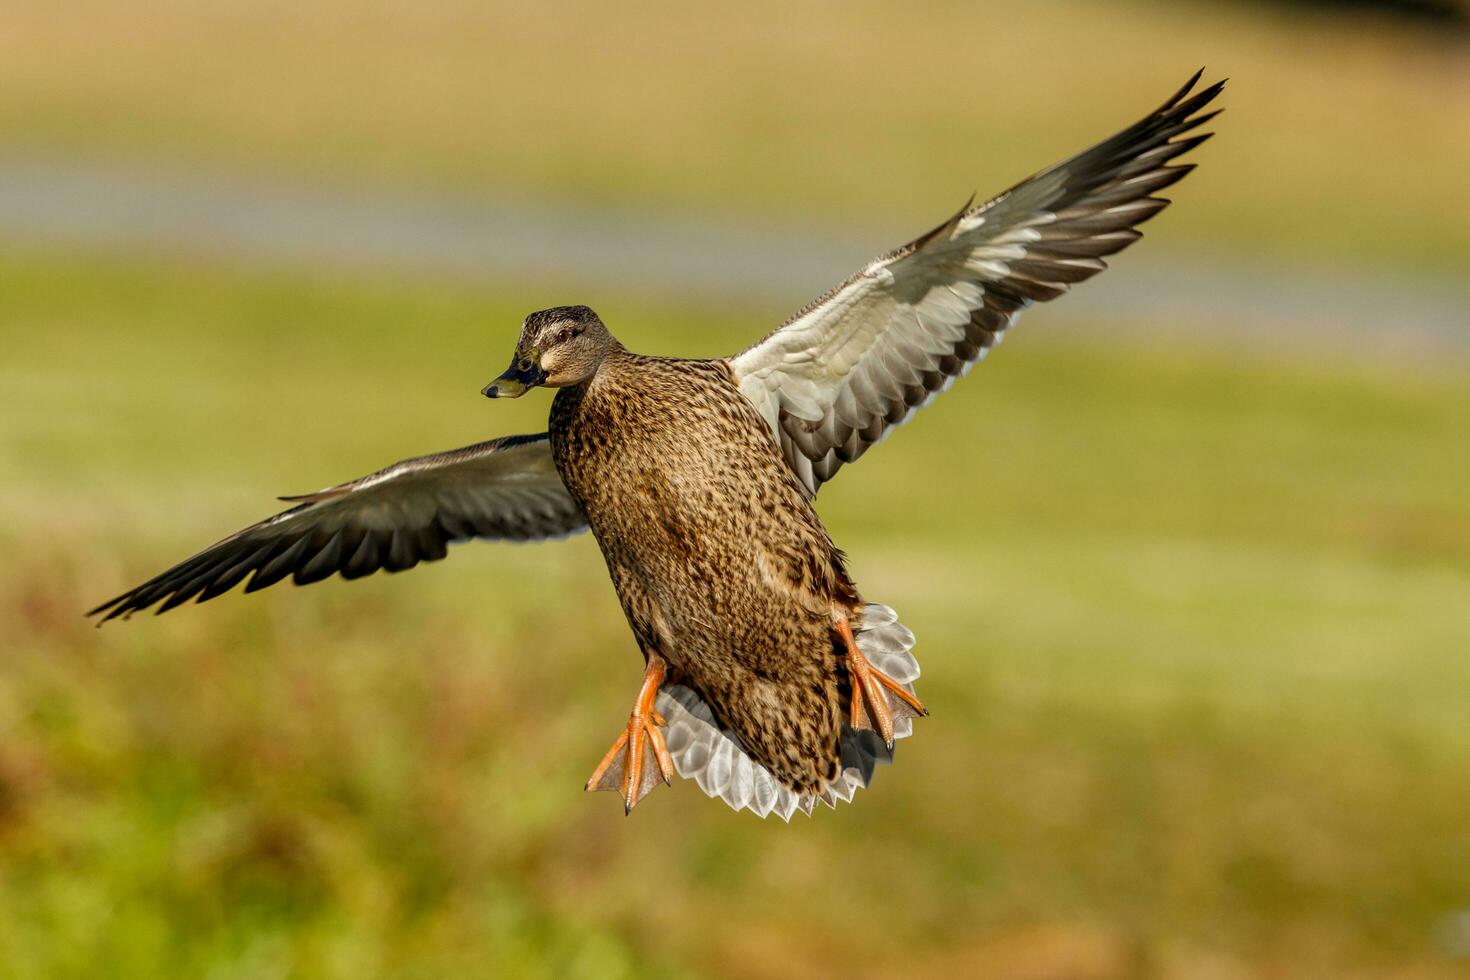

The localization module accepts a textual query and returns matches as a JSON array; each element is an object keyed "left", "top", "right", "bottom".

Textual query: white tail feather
[{"left": 655, "top": 602, "right": 921, "bottom": 820}]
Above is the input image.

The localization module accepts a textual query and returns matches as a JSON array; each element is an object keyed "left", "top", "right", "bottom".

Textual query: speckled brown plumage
[
  {"left": 550, "top": 345, "right": 859, "bottom": 794},
  {"left": 91, "top": 74, "right": 1223, "bottom": 818}
]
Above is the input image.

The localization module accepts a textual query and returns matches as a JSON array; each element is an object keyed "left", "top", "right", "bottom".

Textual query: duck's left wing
[
  {"left": 90, "top": 433, "right": 585, "bottom": 623},
  {"left": 729, "top": 71, "right": 1224, "bottom": 495}
]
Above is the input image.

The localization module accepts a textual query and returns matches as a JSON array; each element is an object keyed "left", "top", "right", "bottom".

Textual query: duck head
[{"left": 483, "top": 305, "right": 613, "bottom": 398}]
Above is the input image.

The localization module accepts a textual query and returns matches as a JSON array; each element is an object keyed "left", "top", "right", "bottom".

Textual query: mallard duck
[{"left": 93, "top": 72, "right": 1223, "bottom": 818}]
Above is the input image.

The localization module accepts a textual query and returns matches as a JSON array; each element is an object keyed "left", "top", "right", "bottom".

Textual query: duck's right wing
[
  {"left": 729, "top": 71, "right": 1223, "bottom": 495},
  {"left": 90, "top": 433, "right": 586, "bottom": 623}
]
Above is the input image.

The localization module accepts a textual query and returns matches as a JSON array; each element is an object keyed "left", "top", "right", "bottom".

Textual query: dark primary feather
[
  {"left": 732, "top": 70, "right": 1226, "bottom": 495},
  {"left": 89, "top": 433, "right": 586, "bottom": 623}
]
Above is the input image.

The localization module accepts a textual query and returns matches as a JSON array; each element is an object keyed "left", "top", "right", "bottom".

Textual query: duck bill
[{"left": 482, "top": 357, "right": 547, "bottom": 399}]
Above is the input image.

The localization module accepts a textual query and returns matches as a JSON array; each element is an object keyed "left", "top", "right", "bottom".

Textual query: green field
[
  {"left": 4, "top": 0, "right": 1469, "bottom": 975},
  {"left": 3, "top": 249, "right": 1468, "bottom": 978},
  {"left": 3, "top": 0, "right": 1468, "bottom": 271}
]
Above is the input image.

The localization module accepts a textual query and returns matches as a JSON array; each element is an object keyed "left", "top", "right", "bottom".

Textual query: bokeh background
[{"left": 3, "top": 2, "right": 1469, "bottom": 977}]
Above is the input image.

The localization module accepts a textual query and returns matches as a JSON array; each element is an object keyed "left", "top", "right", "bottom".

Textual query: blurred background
[{"left": 2, "top": 2, "right": 1468, "bottom": 977}]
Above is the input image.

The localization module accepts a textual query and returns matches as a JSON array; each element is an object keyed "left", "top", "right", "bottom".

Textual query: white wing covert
[{"left": 730, "top": 72, "right": 1224, "bottom": 494}]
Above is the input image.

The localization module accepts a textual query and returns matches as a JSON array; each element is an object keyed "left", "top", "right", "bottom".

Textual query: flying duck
[{"left": 92, "top": 73, "right": 1224, "bottom": 819}]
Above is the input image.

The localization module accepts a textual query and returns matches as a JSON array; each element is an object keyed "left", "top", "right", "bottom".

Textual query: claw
[
  {"left": 836, "top": 615, "right": 926, "bottom": 749},
  {"left": 585, "top": 655, "right": 674, "bottom": 813}
]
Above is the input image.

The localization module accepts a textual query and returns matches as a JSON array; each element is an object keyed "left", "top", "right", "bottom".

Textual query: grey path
[{"left": 1, "top": 154, "right": 1464, "bottom": 352}]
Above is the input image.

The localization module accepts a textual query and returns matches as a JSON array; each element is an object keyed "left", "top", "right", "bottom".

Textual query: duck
[{"left": 92, "top": 72, "right": 1224, "bottom": 819}]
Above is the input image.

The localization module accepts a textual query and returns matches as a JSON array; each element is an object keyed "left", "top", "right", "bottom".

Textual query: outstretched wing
[
  {"left": 90, "top": 433, "right": 585, "bottom": 623},
  {"left": 730, "top": 71, "right": 1224, "bottom": 494}
]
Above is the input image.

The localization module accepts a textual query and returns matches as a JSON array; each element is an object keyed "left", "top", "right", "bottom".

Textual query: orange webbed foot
[
  {"left": 837, "top": 615, "right": 927, "bottom": 750},
  {"left": 585, "top": 656, "right": 675, "bottom": 813}
]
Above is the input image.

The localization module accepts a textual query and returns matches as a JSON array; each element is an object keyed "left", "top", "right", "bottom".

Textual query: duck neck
[
  {"left": 583, "top": 339, "right": 629, "bottom": 394},
  {"left": 564, "top": 337, "right": 623, "bottom": 399}
]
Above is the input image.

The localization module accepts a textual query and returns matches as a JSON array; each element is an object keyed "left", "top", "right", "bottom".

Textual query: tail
[{"left": 655, "top": 602, "right": 921, "bottom": 820}]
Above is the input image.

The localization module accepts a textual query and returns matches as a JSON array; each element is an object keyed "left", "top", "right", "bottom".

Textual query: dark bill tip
[{"left": 483, "top": 355, "right": 543, "bottom": 399}]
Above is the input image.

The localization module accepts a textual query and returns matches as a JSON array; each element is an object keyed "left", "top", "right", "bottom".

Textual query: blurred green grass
[
  {"left": 3, "top": 249, "right": 1469, "bottom": 978},
  {"left": 1, "top": 0, "right": 1467, "bottom": 271}
]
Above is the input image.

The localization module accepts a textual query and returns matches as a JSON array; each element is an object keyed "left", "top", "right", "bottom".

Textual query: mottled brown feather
[{"left": 551, "top": 347, "right": 860, "bottom": 794}]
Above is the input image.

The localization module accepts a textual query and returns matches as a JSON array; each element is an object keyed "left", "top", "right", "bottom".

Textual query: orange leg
[
  {"left": 836, "top": 615, "right": 927, "bottom": 749},
  {"left": 584, "top": 654, "right": 675, "bottom": 813}
]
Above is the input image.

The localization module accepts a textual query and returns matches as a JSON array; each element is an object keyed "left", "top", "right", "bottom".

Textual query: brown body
[
  {"left": 93, "top": 76, "right": 1223, "bottom": 816},
  {"left": 550, "top": 345, "right": 858, "bottom": 794}
]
